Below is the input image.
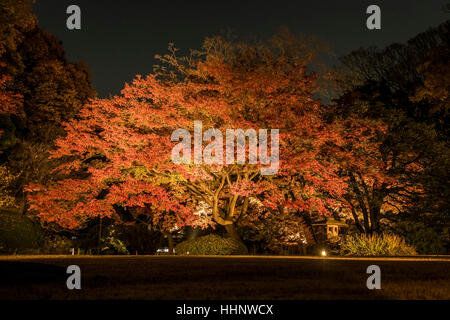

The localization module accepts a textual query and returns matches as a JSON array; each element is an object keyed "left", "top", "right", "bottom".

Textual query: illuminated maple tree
[{"left": 27, "top": 33, "right": 383, "bottom": 246}]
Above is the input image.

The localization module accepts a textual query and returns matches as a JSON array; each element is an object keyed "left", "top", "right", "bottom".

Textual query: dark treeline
[{"left": 332, "top": 21, "right": 449, "bottom": 253}]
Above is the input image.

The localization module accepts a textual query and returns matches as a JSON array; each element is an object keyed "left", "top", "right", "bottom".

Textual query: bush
[
  {"left": 340, "top": 233, "right": 417, "bottom": 256},
  {"left": 41, "top": 235, "right": 74, "bottom": 254},
  {"left": 101, "top": 226, "right": 129, "bottom": 255},
  {"left": 0, "top": 209, "right": 43, "bottom": 253},
  {"left": 392, "top": 221, "right": 446, "bottom": 254},
  {"left": 176, "top": 234, "right": 248, "bottom": 255}
]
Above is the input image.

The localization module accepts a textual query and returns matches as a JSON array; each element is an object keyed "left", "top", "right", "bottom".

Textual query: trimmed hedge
[
  {"left": 176, "top": 234, "right": 248, "bottom": 255},
  {"left": 340, "top": 233, "right": 417, "bottom": 256}
]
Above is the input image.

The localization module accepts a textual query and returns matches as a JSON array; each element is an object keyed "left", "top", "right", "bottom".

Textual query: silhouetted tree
[
  {"left": 334, "top": 21, "right": 449, "bottom": 237},
  {"left": 0, "top": 0, "right": 96, "bottom": 212}
]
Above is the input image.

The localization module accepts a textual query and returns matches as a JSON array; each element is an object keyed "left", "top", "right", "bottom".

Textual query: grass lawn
[{"left": 0, "top": 255, "right": 449, "bottom": 300}]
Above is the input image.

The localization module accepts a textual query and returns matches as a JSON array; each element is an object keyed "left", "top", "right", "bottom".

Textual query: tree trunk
[
  {"left": 98, "top": 217, "right": 102, "bottom": 248},
  {"left": 224, "top": 224, "right": 242, "bottom": 242},
  {"left": 18, "top": 199, "right": 27, "bottom": 215},
  {"left": 164, "top": 232, "right": 175, "bottom": 255},
  {"left": 369, "top": 200, "right": 382, "bottom": 234},
  {"left": 345, "top": 198, "right": 365, "bottom": 233}
]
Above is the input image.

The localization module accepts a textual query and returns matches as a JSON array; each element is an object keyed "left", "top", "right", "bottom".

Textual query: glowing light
[{"left": 321, "top": 250, "right": 327, "bottom": 257}]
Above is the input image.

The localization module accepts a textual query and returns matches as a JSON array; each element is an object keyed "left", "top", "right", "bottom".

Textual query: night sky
[{"left": 33, "top": 0, "right": 449, "bottom": 98}]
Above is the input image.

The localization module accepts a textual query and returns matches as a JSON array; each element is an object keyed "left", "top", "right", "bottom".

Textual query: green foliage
[
  {"left": 336, "top": 21, "right": 450, "bottom": 233},
  {"left": 0, "top": 164, "right": 18, "bottom": 208},
  {"left": 1, "top": 9, "right": 96, "bottom": 144},
  {"left": 0, "top": 116, "right": 18, "bottom": 149},
  {"left": 0, "top": 2, "right": 96, "bottom": 213},
  {"left": 42, "top": 234, "right": 74, "bottom": 254},
  {"left": 0, "top": 208, "right": 43, "bottom": 253},
  {"left": 0, "top": 0, "right": 36, "bottom": 57},
  {"left": 101, "top": 226, "right": 129, "bottom": 255},
  {"left": 392, "top": 221, "right": 446, "bottom": 255},
  {"left": 339, "top": 233, "right": 417, "bottom": 256},
  {"left": 176, "top": 234, "right": 248, "bottom": 255}
]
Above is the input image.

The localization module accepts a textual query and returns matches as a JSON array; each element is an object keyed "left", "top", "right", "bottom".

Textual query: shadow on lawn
[
  {"left": 0, "top": 261, "right": 66, "bottom": 285},
  {"left": 0, "top": 257, "right": 448, "bottom": 299}
]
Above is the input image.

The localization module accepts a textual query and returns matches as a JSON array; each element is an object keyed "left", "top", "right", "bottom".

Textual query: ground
[{"left": 0, "top": 255, "right": 449, "bottom": 300}]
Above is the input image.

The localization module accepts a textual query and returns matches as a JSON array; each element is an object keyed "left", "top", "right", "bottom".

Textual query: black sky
[{"left": 33, "top": 0, "right": 449, "bottom": 98}]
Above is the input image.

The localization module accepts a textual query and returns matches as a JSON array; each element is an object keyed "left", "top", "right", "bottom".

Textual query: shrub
[
  {"left": 42, "top": 235, "right": 74, "bottom": 254},
  {"left": 340, "top": 233, "right": 417, "bottom": 256},
  {"left": 176, "top": 234, "right": 248, "bottom": 255},
  {"left": 101, "top": 226, "right": 129, "bottom": 255},
  {"left": 0, "top": 209, "right": 43, "bottom": 253},
  {"left": 392, "top": 221, "right": 446, "bottom": 254}
]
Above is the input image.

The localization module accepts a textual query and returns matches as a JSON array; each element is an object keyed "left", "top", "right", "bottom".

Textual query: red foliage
[
  {"left": 0, "top": 69, "right": 22, "bottom": 137},
  {"left": 0, "top": 72, "right": 21, "bottom": 117},
  {"left": 27, "top": 50, "right": 384, "bottom": 237}
]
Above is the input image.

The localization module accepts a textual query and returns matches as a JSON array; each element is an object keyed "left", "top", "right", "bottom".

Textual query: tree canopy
[{"left": 27, "top": 32, "right": 383, "bottom": 246}]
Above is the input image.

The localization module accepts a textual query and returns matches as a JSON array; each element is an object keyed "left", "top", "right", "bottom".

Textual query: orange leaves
[
  {"left": 27, "top": 37, "right": 392, "bottom": 231},
  {"left": 228, "top": 179, "right": 267, "bottom": 197},
  {"left": 27, "top": 179, "right": 112, "bottom": 229}
]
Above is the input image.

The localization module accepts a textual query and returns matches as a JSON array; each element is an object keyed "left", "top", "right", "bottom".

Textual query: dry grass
[{"left": 0, "top": 255, "right": 448, "bottom": 300}]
